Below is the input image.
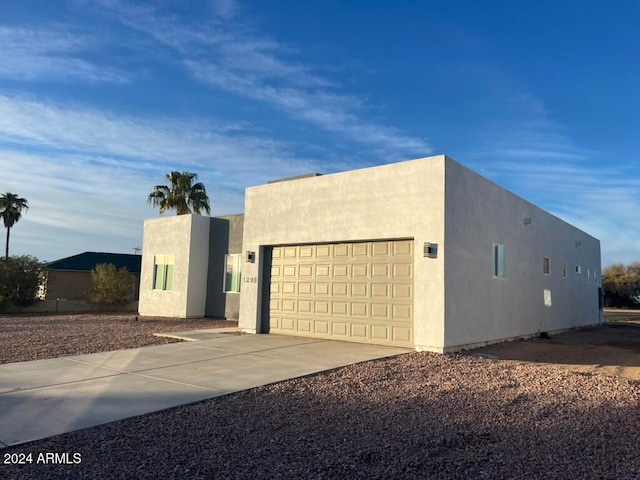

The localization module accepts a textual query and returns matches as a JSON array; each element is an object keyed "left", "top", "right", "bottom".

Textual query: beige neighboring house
[
  {"left": 138, "top": 155, "right": 602, "bottom": 353},
  {"left": 44, "top": 252, "right": 142, "bottom": 301}
]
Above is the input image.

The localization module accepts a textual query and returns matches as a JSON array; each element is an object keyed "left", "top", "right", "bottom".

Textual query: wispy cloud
[
  {"left": 0, "top": 93, "right": 314, "bottom": 174},
  {"left": 87, "top": 0, "right": 432, "bottom": 159},
  {"left": 0, "top": 25, "right": 130, "bottom": 83},
  {"left": 0, "top": 93, "right": 325, "bottom": 260},
  {"left": 456, "top": 82, "right": 640, "bottom": 266}
]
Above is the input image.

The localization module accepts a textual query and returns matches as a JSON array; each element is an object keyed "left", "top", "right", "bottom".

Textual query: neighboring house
[
  {"left": 138, "top": 155, "right": 602, "bottom": 353},
  {"left": 44, "top": 252, "right": 142, "bottom": 301}
]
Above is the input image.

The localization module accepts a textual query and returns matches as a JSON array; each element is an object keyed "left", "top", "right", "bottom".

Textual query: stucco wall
[
  {"left": 443, "top": 157, "right": 602, "bottom": 350},
  {"left": 239, "top": 155, "right": 447, "bottom": 350},
  {"left": 204, "top": 214, "right": 244, "bottom": 319},
  {"left": 138, "top": 214, "right": 210, "bottom": 317}
]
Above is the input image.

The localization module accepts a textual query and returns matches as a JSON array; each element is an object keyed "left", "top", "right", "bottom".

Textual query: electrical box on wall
[
  {"left": 245, "top": 251, "right": 255, "bottom": 263},
  {"left": 424, "top": 242, "right": 438, "bottom": 258}
]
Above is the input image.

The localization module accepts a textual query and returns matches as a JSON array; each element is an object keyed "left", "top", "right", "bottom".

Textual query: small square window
[
  {"left": 153, "top": 254, "right": 175, "bottom": 291},
  {"left": 543, "top": 257, "right": 550, "bottom": 275},
  {"left": 492, "top": 243, "right": 505, "bottom": 279},
  {"left": 224, "top": 254, "right": 242, "bottom": 293},
  {"left": 576, "top": 265, "right": 582, "bottom": 274}
]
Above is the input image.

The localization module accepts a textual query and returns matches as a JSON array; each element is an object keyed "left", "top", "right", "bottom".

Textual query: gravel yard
[
  {"left": 0, "top": 314, "right": 237, "bottom": 364},
  {"left": 1, "top": 313, "right": 640, "bottom": 479},
  {"left": 2, "top": 351, "right": 640, "bottom": 479}
]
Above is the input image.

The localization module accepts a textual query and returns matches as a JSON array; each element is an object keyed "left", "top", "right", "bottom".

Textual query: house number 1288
[{"left": 243, "top": 276, "right": 257, "bottom": 283}]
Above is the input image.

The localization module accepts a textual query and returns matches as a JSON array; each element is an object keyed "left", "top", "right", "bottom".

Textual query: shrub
[
  {"left": 0, "top": 255, "right": 46, "bottom": 310},
  {"left": 602, "top": 262, "right": 640, "bottom": 307},
  {"left": 89, "top": 263, "right": 136, "bottom": 304}
]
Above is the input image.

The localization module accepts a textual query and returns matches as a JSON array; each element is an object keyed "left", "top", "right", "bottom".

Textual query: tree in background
[
  {"left": 0, "top": 192, "right": 29, "bottom": 259},
  {"left": 602, "top": 262, "right": 640, "bottom": 307},
  {"left": 0, "top": 256, "right": 45, "bottom": 310},
  {"left": 147, "top": 171, "right": 211, "bottom": 215},
  {"left": 89, "top": 263, "right": 136, "bottom": 304}
]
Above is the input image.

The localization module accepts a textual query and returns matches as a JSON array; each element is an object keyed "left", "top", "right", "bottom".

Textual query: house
[
  {"left": 138, "top": 155, "right": 602, "bottom": 352},
  {"left": 44, "top": 252, "right": 142, "bottom": 301}
]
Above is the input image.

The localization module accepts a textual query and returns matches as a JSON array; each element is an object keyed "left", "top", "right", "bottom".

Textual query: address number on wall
[{"left": 243, "top": 276, "right": 257, "bottom": 284}]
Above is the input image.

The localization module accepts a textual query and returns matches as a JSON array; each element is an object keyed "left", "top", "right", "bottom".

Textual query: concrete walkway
[{"left": 0, "top": 331, "right": 410, "bottom": 447}]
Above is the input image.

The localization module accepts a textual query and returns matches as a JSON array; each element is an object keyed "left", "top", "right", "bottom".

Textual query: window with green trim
[
  {"left": 224, "top": 254, "right": 242, "bottom": 293},
  {"left": 153, "top": 254, "right": 174, "bottom": 291}
]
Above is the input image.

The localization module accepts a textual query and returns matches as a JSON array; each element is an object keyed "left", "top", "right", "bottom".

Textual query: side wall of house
[
  {"left": 443, "top": 157, "right": 602, "bottom": 350},
  {"left": 205, "top": 214, "right": 244, "bottom": 319},
  {"left": 239, "top": 155, "right": 447, "bottom": 351},
  {"left": 138, "top": 214, "right": 210, "bottom": 317}
]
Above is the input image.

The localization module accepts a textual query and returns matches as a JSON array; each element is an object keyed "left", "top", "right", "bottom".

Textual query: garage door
[{"left": 269, "top": 240, "right": 413, "bottom": 347}]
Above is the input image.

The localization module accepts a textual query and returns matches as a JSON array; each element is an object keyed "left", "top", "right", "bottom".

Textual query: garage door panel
[
  {"left": 372, "top": 242, "right": 390, "bottom": 256},
  {"left": 371, "top": 283, "right": 389, "bottom": 298},
  {"left": 393, "top": 240, "right": 413, "bottom": 256},
  {"left": 315, "top": 301, "right": 330, "bottom": 314},
  {"left": 352, "top": 264, "right": 368, "bottom": 277},
  {"left": 300, "top": 246, "right": 314, "bottom": 258},
  {"left": 281, "top": 317, "right": 295, "bottom": 331},
  {"left": 298, "top": 300, "right": 312, "bottom": 313},
  {"left": 299, "top": 265, "right": 313, "bottom": 277},
  {"left": 351, "top": 303, "right": 367, "bottom": 316},
  {"left": 352, "top": 283, "right": 368, "bottom": 296},
  {"left": 392, "top": 327, "right": 412, "bottom": 342},
  {"left": 298, "top": 319, "right": 312, "bottom": 332},
  {"left": 269, "top": 240, "right": 413, "bottom": 348},
  {"left": 332, "top": 322, "right": 348, "bottom": 336},
  {"left": 315, "top": 320, "right": 330, "bottom": 334},
  {"left": 333, "top": 283, "right": 348, "bottom": 296},
  {"left": 351, "top": 324, "right": 367, "bottom": 338}
]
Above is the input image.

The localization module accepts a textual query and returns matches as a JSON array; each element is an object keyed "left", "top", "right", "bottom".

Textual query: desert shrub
[
  {"left": 602, "top": 262, "right": 640, "bottom": 307},
  {"left": 0, "top": 255, "right": 46, "bottom": 310},
  {"left": 89, "top": 263, "right": 136, "bottom": 304}
]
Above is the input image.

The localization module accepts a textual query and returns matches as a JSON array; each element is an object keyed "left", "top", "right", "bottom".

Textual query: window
[
  {"left": 492, "top": 243, "right": 505, "bottom": 278},
  {"left": 576, "top": 265, "right": 582, "bottom": 274},
  {"left": 153, "top": 254, "right": 174, "bottom": 291},
  {"left": 543, "top": 257, "right": 550, "bottom": 275},
  {"left": 224, "top": 254, "right": 242, "bottom": 293},
  {"left": 562, "top": 262, "right": 567, "bottom": 279},
  {"left": 594, "top": 270, "right": 598, "bottom": 282},
  {"left": 587, "top": 269, "right": 591, "bottom": 282}
]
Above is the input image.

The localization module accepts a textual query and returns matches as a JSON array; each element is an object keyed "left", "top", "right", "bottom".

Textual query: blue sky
[{"left": 0, "top": 0, "right": 638, "bottom": 265}]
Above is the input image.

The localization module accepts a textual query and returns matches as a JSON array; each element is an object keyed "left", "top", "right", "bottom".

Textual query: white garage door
[{"left": 269, "top": 240, "right": 413, "bottom": 347}]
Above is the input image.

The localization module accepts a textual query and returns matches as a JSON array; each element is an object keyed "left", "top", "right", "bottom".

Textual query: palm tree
[
  {"left": 0, "top": 192, "right": 29, "bottom": 259},
  {"left": 147, "top": 171, "right": 211, "bottom": 215}
]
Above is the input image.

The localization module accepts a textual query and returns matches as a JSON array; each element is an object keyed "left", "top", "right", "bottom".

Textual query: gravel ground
[
  {"left": 2, "top": 314, "right": 640, "bottom": 479},
  {"left": 0, "top": 313, "right": 238, "bottom": 364},
  {"left": 2, "top": 352, "right": 640, "bottom": 479}
]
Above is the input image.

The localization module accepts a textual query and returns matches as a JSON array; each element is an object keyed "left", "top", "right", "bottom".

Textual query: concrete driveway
[{"left": 0, "top": 331, "right": 409, "bottom": 448}]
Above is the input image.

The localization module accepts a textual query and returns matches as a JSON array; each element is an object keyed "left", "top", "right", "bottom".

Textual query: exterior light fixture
[{"left": 424, "top": 242, "right": 438, "bottom": 258}]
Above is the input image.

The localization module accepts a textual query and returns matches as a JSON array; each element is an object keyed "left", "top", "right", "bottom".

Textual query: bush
[
  {"left": 602, "top": 262, "right": 640, "bottom": 307},
  {"left": 89, "top": 263, "right": 136, "bottom": 304},
  {"left": 0, "top": 256, "right": 46, "bottom": 310}
]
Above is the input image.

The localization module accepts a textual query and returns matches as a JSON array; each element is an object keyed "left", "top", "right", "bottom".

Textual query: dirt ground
[{"left": 469, "top": 309, "right": 640, "bottom": 381}]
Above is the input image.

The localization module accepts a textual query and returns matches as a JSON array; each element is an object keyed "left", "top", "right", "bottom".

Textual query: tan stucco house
[{"left": 138, "top": 155, "right": 602, "bottom": 353}]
